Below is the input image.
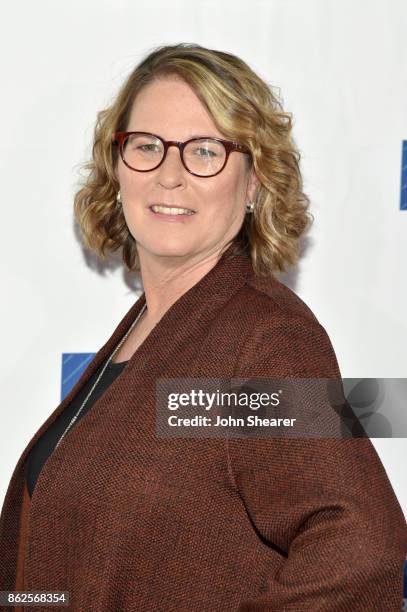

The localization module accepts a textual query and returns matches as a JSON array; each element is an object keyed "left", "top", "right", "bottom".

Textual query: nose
[{"left": 156, "top": 144, "right": 186, "bottom": 188}]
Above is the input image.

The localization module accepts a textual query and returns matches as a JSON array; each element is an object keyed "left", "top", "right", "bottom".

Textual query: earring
[
  {"left": 245, "top": 201, "right": 255, "bottom": 213},
  {"left": 116, "top": 190, "right": 122, "bottom": 205}
]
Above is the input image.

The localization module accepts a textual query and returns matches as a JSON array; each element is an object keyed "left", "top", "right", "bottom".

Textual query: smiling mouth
[{"left": 149, "top": 204, "right": 196, "bottom": 216}]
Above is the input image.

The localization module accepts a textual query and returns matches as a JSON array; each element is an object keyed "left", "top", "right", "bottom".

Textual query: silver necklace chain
[{"left": 55, "top": 301, "right": 147, "bottom": 450}]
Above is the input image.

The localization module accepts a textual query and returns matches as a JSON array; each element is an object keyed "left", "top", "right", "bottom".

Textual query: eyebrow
[
  {"left": 130, "top": 130, "right": 220, "bottom": 140},
  {"left": 187, "top": 134, "right": 217, "bottom": 139}
]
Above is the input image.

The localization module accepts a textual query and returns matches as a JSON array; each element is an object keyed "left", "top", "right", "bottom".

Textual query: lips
[{"left": 149, "top": 203, "right": 196, "bottom": 213}]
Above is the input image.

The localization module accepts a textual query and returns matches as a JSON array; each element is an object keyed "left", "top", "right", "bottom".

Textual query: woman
[{"left": 0, "top": 43, "right": 406, "bottom": 611}]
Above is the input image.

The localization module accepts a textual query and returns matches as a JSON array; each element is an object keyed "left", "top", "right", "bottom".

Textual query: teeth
[{"left": 151, "top": 205, "right": 195, "bottom": 216}]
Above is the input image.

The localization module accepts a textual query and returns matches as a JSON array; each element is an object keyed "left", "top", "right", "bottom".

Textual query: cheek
[
  {"left": 119, "top": 171, "right": 151, "bottom": 204},
  {"left": 206, "top": 170, "right": 247, "bottom": 215}
]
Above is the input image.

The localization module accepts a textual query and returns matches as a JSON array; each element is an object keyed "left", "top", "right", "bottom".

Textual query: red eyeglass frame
[{"left": 111, "top": 131, "right": 251, "bottom": 177}]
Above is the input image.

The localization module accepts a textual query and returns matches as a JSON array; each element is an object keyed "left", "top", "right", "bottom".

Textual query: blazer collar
[{"left": 109, "top": 241, "right": 253, "bottom": 376}]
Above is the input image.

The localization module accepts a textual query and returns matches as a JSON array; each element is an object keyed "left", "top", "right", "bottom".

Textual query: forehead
[{"left": 127, "top": 76, "right": 223, "bottom": 139}]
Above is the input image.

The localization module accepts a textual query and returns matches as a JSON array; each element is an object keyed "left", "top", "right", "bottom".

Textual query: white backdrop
[{"left": 1, "top": 0, "right": 406, "bottom": 518}]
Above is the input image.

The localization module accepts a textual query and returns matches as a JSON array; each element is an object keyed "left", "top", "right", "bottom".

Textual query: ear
[{"left": 246, "top": 167, "right": 261, "bottom": 203}]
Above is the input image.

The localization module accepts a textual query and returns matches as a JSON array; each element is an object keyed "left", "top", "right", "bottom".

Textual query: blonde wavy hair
[{"left": 74, "top": 43, "right": 312, "bottom": 277}]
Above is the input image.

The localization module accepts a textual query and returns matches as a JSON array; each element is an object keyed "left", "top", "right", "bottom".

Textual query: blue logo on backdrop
[
  {"left": 61, "top": 353, "right": 96, "bottom": 400},
  {"left": 401, "top": 140, "right": 407, "bottom": 210}
]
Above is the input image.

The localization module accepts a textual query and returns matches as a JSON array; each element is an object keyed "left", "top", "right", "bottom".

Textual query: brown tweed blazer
[{"left": 1, "top": 245, "right": 406, "bottom": 611}]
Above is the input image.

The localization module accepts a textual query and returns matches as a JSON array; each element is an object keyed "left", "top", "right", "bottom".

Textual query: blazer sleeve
[{"left": 228, "top": 315, "right": 407, "bottom": 611}]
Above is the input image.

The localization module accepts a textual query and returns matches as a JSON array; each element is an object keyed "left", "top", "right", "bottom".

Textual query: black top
[{"left": 26, "top": 358, "right": 128, "bottom": 498}]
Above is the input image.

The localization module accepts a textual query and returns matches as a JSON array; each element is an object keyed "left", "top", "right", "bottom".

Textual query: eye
[
  {"left": 194, "top": 147, "right": 217, "bottom": 157},
  {"left": 138, "top": 143, "right": 161, "bottom": 152}
]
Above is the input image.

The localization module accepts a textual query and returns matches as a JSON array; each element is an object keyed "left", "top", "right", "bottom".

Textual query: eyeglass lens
[{"left": 122, "top": 133, "right": 226, "bottom": 176}]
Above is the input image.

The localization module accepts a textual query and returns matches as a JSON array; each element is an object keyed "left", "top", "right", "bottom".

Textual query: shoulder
[
  {"left": 229, "top": 270, "right": 341, "bottom": 378},
  {"left": 247, "top": 270, "right": 319, "bottom": 321}
]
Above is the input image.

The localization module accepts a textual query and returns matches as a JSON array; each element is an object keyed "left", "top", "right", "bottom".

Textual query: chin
[{"left": 137, "top": 240, "right": 197, "bottom": 260}]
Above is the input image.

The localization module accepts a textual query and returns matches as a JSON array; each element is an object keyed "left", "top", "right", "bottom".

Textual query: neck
[{"left": 137, "top": 242, "right": 233, "bottom": 326}]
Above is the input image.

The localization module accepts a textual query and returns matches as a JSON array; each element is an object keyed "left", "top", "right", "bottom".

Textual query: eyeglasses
[{"left": 111, "top": 131, "right": 251, "bottom": 178}]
